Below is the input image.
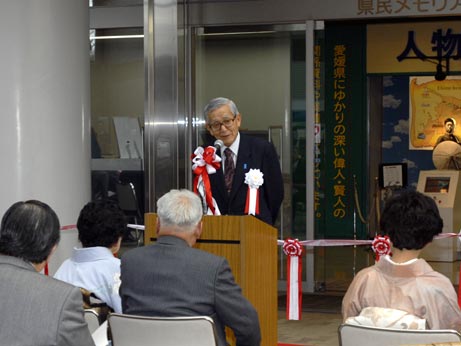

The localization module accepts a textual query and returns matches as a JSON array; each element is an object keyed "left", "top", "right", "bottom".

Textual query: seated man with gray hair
[{"left": 120, "top": 189, "right": 261, "bottom": 346}]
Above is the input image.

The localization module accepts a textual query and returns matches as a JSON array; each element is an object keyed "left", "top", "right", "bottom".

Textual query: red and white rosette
[
  {"left": 191, "top": 146, "right": 221, "bottom": 215},
  {"left": 244, "top": 169, "right": 264, "bottom": 216},
  {"left": 283, "top": 238, "right": 304, "bottom": 320},
  {"left": 371, "top": 235, "right": 392, "bottom": 261}
]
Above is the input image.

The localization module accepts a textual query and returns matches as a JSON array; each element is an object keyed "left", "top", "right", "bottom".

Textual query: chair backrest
[
  {"left": 85, "top": 309, "right": 101, "bottom": 334},
  {"left": 338, "top": 323, "right": 461, "bottom": 346},
  {"left": 116, "top": 182, "right": 139, "bottom": 213},
  {"left": 80, "top": 287, "right": 112, "bottom": 324},
  {"left": 108, "top": 313, "right": 218, "bottom": 346}
]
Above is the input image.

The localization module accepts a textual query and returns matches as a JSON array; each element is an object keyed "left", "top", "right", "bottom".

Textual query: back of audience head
[
  {"left": 77, "top": 200, "right": 126, "bottom": 248},
  {"left": 157, "top": 189, "right": 203, "bottom": 233},
  {"left": 0, "top": 200, "right": 60, "bottom": 265},
  {"left": 380, "top": 189, "right": 443, "bottom": 250}
]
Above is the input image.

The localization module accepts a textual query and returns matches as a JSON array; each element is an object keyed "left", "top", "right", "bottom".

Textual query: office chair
[
  {"left": 108, "top": 313, "right": 218, "bottom": 346},
  {"left": 115, "top": 181, "right": 143, "bottom": 246},
  {"left": 338, "top": 323, "right": 461, "bottom": 346}
]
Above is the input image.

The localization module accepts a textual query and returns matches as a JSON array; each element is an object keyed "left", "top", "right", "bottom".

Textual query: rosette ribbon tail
[
  {"left": 206, "top": 198, "right": 221, "bottom": 216},
  {"left": 201, "top": 170, "right": 216, "bottom": 215},
  {"left": 193, "top": 174, "right": 200, "bottom": 194},
  {"left": 193, "top": 167, "right": 216, "bottom": 215},
  {"left": 283, "top": 238, "right": 303, "bottom": 320},
  {"left": 244, "top": 187, "right": 260, "bottom": 216},
  {"left": 286, "top": 253, "right": 302, "bottom": 320}
]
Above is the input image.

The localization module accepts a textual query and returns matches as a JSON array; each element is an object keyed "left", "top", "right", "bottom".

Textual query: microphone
[{"left": 214, "top": 139, "right": 224, "bottom": 150}]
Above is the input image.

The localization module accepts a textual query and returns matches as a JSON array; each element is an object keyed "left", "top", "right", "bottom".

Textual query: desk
[{"left": 92, "top": 321, "right": 109, "bottom": 346}]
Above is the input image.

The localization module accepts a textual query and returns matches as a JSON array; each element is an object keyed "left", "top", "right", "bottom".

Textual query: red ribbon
[
  {"left": 44, "top": 225, "right": 78, "bottom": 276},
  {"left": 192, "top": 146, "right": 220, "bottom": 214},
  {"left": 244, "top": 187, "right": 260, "bottom": 215},
  {"left": 371, "top": 235, "right": 392, "bottom": 261},
  {"left": 458, "top": 271, "right": 461, "bottom": 308},
  {"left": 283, "top": 238, "right": 303, "bottom": 320}
]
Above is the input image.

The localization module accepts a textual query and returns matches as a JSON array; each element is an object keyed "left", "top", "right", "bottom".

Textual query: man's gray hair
[
  {"left": 203, "top": 97, "right": 239, "bottom": 120},
  {"left": 157, "top": 189, "right": 203, "bottom": 231}
]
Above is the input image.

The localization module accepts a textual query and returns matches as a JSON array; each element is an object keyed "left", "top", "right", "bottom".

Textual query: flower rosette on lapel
[
  {"left": 244, "top": 169, "right": 264, "bottom": 216},
  {"left": 283, "top": 238, "right": 304, "bottom": 320},
  {"left": 191, "top": 146, "right": 221, "bottom": 214},
  {"left": 371, "top": 235, "right": 392, "bottom": 261}
]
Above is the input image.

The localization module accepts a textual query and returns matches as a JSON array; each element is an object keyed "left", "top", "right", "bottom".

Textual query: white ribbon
[
  {"left": 247, "top": 188, "right": 258, "bottom": 215},
  {"left": 288, "top": 255, "right": 300, "bottom": 320}
]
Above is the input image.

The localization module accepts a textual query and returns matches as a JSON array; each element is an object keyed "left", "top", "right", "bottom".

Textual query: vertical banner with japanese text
[
  {"left": 319, "top": 23, "right": 367, "bottom": 239},
  {"left": 313, "top": 29, "right": 325, "bottom": 236}
]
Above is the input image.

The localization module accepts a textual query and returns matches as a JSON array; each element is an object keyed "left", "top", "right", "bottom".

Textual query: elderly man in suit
[
  {"left": 120, "top": 189, "right": 261, "bottom": 346},
  {"left": 203, "top": 97, "right": 284, "bottom": 225},
  {"left": 0, "top": 200, "right": 95, "bottom": 346}
]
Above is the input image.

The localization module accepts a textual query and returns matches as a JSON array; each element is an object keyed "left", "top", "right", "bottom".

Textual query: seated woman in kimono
[{"left": 342, "top": 189, "right": 461, "bottom": 331}]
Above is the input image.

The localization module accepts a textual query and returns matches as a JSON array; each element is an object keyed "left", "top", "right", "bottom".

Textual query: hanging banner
[{"left": 320, "top": 23, "right": 367, "bottom": 239}]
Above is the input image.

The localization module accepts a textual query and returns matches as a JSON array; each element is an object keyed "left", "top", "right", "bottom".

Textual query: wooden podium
[{"left": 144, "top": 213, "right": 278, "bottom": 346}]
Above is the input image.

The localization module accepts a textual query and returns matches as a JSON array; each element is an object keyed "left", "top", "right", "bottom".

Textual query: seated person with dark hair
[
  {"left": 55, "top": 200, "right": 126, "bottom": 313},
  {"left": 342, "top": 189, "right": 461, "bottom": 330},
  {"left": 0, "top": 200, "right": 95, "bottom": 346}
]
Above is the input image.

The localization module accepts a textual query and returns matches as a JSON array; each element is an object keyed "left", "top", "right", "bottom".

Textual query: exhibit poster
[{"left": 409, "top": 76, "right": 461, "bottom": 150}]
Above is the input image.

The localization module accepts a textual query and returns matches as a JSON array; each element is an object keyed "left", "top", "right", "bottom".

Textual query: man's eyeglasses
[{"left": 208, "top": 117, "right": 236, "bottom": 131}]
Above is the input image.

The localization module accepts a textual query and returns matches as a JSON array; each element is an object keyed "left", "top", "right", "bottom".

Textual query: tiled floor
[
  {"left": 277, "top": 293, "right": 343, "bottom": 346},
  {"left": 278, "top": 311, "right": 342, "bottom": 346}
]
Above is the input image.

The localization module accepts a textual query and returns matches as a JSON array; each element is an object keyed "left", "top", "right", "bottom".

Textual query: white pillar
[{"left": 0, "top": 1, "right": 90, "bottom": 226}]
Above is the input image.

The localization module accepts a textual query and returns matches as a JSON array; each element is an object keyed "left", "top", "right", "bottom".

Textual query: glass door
[{"left": 193, "top": 24, "right": 307, "bottom": 286}]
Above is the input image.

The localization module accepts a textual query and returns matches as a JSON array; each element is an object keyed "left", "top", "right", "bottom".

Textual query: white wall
[{"left": 0, "top": 1, "right": 90, "bottom": 226}]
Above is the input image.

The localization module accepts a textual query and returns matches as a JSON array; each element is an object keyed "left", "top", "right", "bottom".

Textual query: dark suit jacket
[
  {"left": 435, "top": 133, "right": 461, "bottom": 146},
  {"left": 120, "top": 236, "right": 261, "bottom": 346},
  {"left": 0, "top": 254, "right": 95, "bottom": 346},
  {"left": 208, "top": 133, "right": 284, "bottom": 225}
]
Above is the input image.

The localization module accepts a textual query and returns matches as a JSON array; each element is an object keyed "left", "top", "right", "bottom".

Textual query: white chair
[
  {"left": 85, "top": 309, "right": 102, "bottom": 334},
  {"left": 92, "top": 321, "right": 109, "bottom": 346},
  {"left": 338, "top": 323, "right": 461, "bottom": 346},
  {"left": 108, "top": 313, "right": 218, "bottom": 346}
]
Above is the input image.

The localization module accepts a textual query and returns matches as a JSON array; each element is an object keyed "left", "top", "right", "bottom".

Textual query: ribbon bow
[
  {"left": 191, "top": 146, "right": 221, "bottom": 214},
  {"left": 283, "top": 238, "right": 303, "bottom": 257},
  {"left": 372, "top": 235, "right": 392, "bottom": 261},
  {"left": 283, "top": 238, "right": 303, "bottom": 320}
]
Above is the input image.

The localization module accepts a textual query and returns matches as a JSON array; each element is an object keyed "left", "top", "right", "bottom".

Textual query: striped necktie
[{"left": 224, "top": 148, "right": 235, "bottom": 193}]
